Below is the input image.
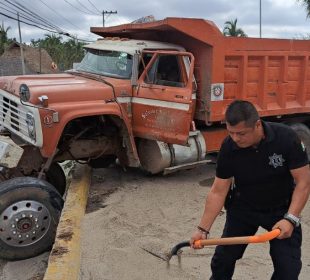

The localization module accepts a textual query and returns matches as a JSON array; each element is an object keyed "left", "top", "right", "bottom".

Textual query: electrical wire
[
  {"left": 75, "top": 0, "right": 100, "bottom": 15},
  {"left": 63, "top": 0, "right": 97, "bottom": 15},
  {"left": 5, "top": 0, "right": 62, "bottom": 32},
  {"left": 4, "top": 0, "right": 65, "bottom": 33},
  {"left": 0, "top": 1, "right": 36, "bottom": 19},
  {"left": 87, "top": 0, "right": 101, "bottom": 14},
  {"left": 1, "top": 0, "right": 95, "bottom": 42},
  {"left": 0, "top": 10, "right": 93, "bottom": 42},
  {"left": 113, "top": 15, "right": 127, "bottom": 26},
  {"left": 0, "top": 3, "right": 62, "bottom": 31},
  {"left": 0, "top": 11, "right": 59, "bottom": 33},
  {"left": 14, "top": 0, "right": 66, "bottom": 33},
  {"left": 37, "top": 0, "right": 82, "bottom": 30}
]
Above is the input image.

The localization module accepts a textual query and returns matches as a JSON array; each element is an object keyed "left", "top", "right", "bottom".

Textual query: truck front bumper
[{"left": 0, "top": 136, "right": 24, "bottom": 168}]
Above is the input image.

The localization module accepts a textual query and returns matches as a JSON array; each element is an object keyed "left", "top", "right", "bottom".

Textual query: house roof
[{"left": 0, "top": 41, "right": 58, "bottom": 75}]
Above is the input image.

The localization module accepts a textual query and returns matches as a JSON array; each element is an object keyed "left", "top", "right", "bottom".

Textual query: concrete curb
[{"left": 43, "top": 164, "right": 91, "bottom": 280}]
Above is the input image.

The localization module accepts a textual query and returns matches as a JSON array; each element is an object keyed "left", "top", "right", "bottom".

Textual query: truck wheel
[
  {"left": 0, "top": 177, "right": 63, "bottom": 260},
  {"left": 289, "top": 123, "right": 310, "bottom": 160},
  {"left": 46, "top": 163, "right": 66, "bottom": 196}
]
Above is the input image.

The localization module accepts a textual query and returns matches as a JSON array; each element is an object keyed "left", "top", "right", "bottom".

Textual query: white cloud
[
  {"left": 1, "top": 0, "right": 310, "bottom": 42},
  {"left": 271, "top": 0, "right": 296, "bottom": 9}
]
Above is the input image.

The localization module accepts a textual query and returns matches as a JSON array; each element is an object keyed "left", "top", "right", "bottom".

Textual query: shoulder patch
[{"left": 301, "top": 141, "right": 306, "bottom": 152}]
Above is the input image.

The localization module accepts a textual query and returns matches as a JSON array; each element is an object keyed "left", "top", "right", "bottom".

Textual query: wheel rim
[{"left": 0, "top": 200, "right": 51, "bottom": 247}]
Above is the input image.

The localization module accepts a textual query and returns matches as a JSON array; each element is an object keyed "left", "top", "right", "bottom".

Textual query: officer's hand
[
  {"left": 190, "top": 230, "right": 207, "bottom": 249},
  {"left": 272, "top": 219, "right": 294, "bottom": 239}
]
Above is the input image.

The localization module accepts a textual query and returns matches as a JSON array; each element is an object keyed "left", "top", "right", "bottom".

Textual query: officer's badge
[{"left": 269, "top": 153, "right": 285, "bottom": 168}]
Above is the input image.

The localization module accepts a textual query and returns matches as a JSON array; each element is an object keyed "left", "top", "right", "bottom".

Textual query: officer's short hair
[{"left": 225, "top": 100, "right": 259, "bottom": 127}]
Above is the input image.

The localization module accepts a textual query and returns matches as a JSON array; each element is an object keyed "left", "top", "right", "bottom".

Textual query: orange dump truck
[{"left": 1, "top": 17, "right": 310, "bottom": 260}]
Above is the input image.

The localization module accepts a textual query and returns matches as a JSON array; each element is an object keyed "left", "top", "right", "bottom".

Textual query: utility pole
[
  {"left": 39, "top": 46, "right": 41, "bottom": 74},
  {"left": 259, "top": 0, "right": 262, "bottom": 38},
  {"left": 102, "top": 10, "right": 117, "bottom": 27},
  {"left": 17, "top": 13, "right": 25, "bottom": 75}
]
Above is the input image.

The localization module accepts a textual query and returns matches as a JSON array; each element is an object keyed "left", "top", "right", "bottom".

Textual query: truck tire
[
  {"left": 0, "top": 177, "right": 63, "bottom": 260},
  {"left": 46, "top": 163, "right": 66, "bottom": 196},
  {"left": 289, "top": 123, "right": 310, "bottom": 160}
]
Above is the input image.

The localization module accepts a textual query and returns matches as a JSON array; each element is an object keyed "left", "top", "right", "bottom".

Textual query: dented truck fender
[{"left": 39, "top": 101, "right": 140, "bottom": 165}]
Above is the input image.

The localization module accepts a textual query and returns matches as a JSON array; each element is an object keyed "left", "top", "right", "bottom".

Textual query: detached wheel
[
  {"left": 289, "top": 123, "right": 310, "bottom": 160},
  {"left": 0, "top": 177, "right": 63, "bottom": 260},
  {"left": 46, "top": 163, "right": 66, "bottom": 196}
]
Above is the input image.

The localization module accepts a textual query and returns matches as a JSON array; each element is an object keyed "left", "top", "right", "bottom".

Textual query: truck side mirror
[{"left": 131, "top": 53, "right": 139, "bottom": 86}]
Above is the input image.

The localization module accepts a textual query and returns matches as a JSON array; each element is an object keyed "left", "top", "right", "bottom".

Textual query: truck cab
[
  {"left": 68, "top": 38, "right": 206, "bottom": 174},
  {"left": 80, "top": 38, "right": 197, "bottom": 145}
]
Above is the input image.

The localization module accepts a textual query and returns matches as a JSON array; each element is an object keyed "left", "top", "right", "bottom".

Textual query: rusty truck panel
[{"left": 91, "top": 17, "right": 310, "bottom": 124}]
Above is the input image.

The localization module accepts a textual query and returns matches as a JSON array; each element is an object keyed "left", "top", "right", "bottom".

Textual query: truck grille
[
  {"left": 0, "top": 89, "right": 42, "bottom": 146},
  {"left": 2, "top": 97, "right": 24, "bottom": 131}
]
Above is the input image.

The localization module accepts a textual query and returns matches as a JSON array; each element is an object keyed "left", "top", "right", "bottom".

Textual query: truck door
[{"left": 133, "top": 51, "right": 195, "bottom": 145}]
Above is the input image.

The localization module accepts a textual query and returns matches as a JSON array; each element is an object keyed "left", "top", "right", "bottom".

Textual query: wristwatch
[{"left": 283, "top": 213, "right": 301, "bottom": 227}]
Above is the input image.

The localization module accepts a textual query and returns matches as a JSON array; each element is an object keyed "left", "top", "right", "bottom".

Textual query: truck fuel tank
[{"left": 138, "top": 131, "right": 206, "bottom": 174}]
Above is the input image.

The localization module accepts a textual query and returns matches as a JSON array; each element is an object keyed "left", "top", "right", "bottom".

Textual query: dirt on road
[
  {"left": 80, "top": 165, "right": 310, "bottom": 280},
  {"left": 1, "top": 164, "right": 310, "bottom": 280}
]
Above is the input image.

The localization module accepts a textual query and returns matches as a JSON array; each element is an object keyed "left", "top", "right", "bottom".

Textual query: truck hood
[{"left": 0, "top": 73, "right": 122, "bottom": 105}]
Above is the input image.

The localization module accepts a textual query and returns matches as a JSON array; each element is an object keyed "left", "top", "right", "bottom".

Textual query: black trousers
[{"left": 210, "top": 208, "right": 302, "bottom": 280}]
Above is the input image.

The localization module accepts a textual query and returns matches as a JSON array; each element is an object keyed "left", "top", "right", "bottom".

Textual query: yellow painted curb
[{"left": 44, "top": 164, "right": 91, "bottom": 280}]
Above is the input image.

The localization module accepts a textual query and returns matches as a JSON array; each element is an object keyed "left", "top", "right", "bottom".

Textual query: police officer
[{"left": 190, "top": 100, "right": 310, "bottom": 280}]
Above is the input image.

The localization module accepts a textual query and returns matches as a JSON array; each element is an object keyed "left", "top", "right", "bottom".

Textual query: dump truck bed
[{"left": 91, "top": 17, "right": 310, "bottom": 124}]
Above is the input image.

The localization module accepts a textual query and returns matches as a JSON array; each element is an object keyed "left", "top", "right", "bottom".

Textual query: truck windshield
[{"left": 76, "top": 49, "right": 133, "bottom": 79}]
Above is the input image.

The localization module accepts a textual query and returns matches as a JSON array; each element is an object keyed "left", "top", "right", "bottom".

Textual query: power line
[
  {"left": 4, "top": 0, "right": 65, "bottom": 33},
  {"left": 13, "top": 0, "right": 66, "bottom": 33},
  {"left": 37, "top": 0, "right": 82, "bottom": 30},
  {"left": 0, "top": 9, "right": 41, "bottom": 30},
  {"left": 0, "top": 2, "right": 62, "bottom": 31},
  {"left": 0, "top": 10, "right": 93, "bottom": 42},
  {"left": 63, "top": 0, "right": 97, "bottom": 16},
  {"left": 1, "top": 0, "right": 96, "bottom": 42},
  {"left": 87, "top": 0, "right": 101, "bottom": 14},
  {"left": 24, "top": 0, "right": 96, "bottom": 42},
  {"left": 113, "top": 15, "right": 127, "bottom": 26},
  {"left": 0, "top": 11, "right": 59, "bottom": 33},
  {"left": 6, "top": 0, "right": 63, "bottom": 32},
  {"left": 75, "top": 0, "right": 100, "bottom": 15}
]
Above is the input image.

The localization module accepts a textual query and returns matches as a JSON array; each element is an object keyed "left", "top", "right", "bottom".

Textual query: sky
[{"left": 0, "top": 0, "right": 310, "bottom": 43}]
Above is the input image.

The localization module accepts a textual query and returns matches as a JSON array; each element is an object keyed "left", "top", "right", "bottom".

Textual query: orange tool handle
[{"left": 194, "top": 229, "right": 280, "bottom": 247}]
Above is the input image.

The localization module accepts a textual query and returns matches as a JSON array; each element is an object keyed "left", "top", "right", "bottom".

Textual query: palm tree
[
  {"left": 223, "top": 19, "right": 247, "bottom": 37},
  {"left": 30, "top": 35, "right": 85, "bottom": 70},
  {"left": 31, "top": 34, "right": 64, "bottom": 66},
  {"left": 0, "top": 23, "right": 12, "bottom": 55},
  {"left": 298, "top": 0, "right": 310, "bottom": 17}
]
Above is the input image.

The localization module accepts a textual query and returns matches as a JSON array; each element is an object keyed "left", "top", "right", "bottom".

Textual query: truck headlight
[{"left": 26, "top": 112, "right": 36, "bottom": 140}]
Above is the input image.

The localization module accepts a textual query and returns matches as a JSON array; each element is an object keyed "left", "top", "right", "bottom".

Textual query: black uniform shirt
[{"left": 216, "top": 121, "right": 309, "bottom": 210}]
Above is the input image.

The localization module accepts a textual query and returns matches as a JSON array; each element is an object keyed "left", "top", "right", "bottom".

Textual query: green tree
[
  {"left": 223, "top": 19, "right": 247, "bottom": 37},
  {"left": 31, "top": 34, "right": 63, "bottom": 66},
  {"left": 31, "top": 34, "right": 85, "bottom": 70},
  {"left": 0, "top": 23, "right": 14, "bottom": 55},
  {"left": 62, "top": 38, "right": 85, "bottom": 70},
  {"left": 298, "top": 0, "right": 310, "bottom": 17}
]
